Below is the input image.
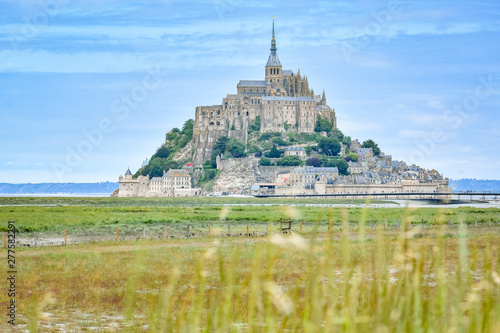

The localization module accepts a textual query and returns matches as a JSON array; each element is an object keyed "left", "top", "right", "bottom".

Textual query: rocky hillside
[{"left": 211, "top": 158, "right": 259, "bottom": 194}]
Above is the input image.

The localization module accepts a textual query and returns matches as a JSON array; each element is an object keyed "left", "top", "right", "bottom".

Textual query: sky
[{"left": 1, "top": 0, "right": 499, "bottom": 183}]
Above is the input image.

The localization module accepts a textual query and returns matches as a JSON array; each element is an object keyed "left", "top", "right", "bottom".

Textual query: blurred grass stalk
[{"left": 21, "top": 207, "right": 500, "bottom": 332}]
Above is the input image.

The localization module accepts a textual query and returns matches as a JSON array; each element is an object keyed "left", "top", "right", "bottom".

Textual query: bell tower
[{"left": 265, "top": 17, "right": 282, "bottom": 86}]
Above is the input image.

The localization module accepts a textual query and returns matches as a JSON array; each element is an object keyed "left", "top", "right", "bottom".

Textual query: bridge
[{"left": 254, "top": 192, "right": 500, "bottom": 201}]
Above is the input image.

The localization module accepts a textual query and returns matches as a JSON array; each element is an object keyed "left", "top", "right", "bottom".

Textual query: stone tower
[
  {"left": 191, "top": 18, "right": 337, "bottom": 163},
  {"left": 265, "top": 18, "right": 283, "bottom": 89}
]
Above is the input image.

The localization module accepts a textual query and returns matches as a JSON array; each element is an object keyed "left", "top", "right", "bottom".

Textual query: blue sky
[{"left": 1, "top": 0, "right": 499, "bottom": 183}]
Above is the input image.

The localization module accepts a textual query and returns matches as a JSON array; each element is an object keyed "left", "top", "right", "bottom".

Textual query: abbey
[{"left": 192, "top": 19, "right": 337, "bottom": 163}]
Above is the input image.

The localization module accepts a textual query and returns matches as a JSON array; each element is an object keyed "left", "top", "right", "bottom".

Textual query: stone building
[
  {"left": 117, "top": 168, "right": 149, "bottom": 197},
  {"left": 192, "top": 19, "right": 337, "bottom": 163},
  {"left": 117, "top": 167, "right": 200, "bottom": 197},
  {"left": 284, "top": 146, "right": 307, "bottom": 159}
]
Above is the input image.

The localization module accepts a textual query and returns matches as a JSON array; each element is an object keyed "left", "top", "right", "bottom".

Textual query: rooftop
[{"left": 237, "top": 80, "right": 267, "bottom": 87}]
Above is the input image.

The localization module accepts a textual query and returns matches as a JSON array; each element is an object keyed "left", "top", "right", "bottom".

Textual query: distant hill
[
  {"left": 449, "top": 179, "right": 500, "bottom": 193},
  {"left": 0, "top": 182, "right": 118, "bottom": 195}
]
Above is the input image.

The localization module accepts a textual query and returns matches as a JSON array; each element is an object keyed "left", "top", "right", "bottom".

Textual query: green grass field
[
  {"left": 1, "top": 197, "right": 499, "bottom": 235},
  {"left": 0, "top": 197, "right": 499, "bottom": 331}
]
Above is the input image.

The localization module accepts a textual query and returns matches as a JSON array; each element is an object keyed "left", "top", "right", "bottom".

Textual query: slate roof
[
  {"left": 262, "top": 96, "right": 316, "bottom": 102},
  {"left": 282, "top": 70, "right": 294, "bottom": 76},
  {"left": 266, "top": 51, "right": 281, "bottom": 66},
  {"left": 284, "top": 146, "right": 306, "bottom": 151},
  {"left": 315, "top": 167, "right": 339, "bottom": 173},
  {"left": 125, "top": 168, "right": 132, "bottom": 175},
  {"left": 150, "top": 177, "right": 162, "bottom": 182},
  {"left": 237, "top": 80, "right": 267, "bottom": 87}
]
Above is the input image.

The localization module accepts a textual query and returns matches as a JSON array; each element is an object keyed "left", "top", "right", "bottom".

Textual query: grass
[
  {"left": 1, "top": 203, "right": 498, "bottom": 234},
  {"left": 1, "top": 197, "right": 499, "bottom": 331},
  {"left": 1, "top": 225, "right": 499, "bottom": 331}
]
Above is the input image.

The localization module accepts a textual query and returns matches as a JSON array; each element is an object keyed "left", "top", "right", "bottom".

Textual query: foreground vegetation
[
  {"left": 1, "top": 224, "right": 499, "bottom": 331},
  {"left": 0, "top": 197, "right": 498, "bottom": 233}
]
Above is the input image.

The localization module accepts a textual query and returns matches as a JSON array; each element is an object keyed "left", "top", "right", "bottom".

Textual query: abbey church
[{"left": 192, "top": 19, "right": 337, "bottom": 163}]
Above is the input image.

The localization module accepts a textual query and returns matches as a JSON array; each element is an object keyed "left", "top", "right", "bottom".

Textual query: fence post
[
  {"left": 209, "top": 224, "right": 211, "bottom": 237},
  {"left": 434, "top": 218, "right": 437, "bottom": 227},
  {"left": 422, "top": 219, "right": 424, "bottom": 228},
  {"left": 489, "top": 217, "right": 491, "bottom": 227},
  {"left": 187, "top": 225, "right": 190, "bottom": 239},
  {"left": 228, "top": 225, "right": 231, "bottom": 237},
  {"left": 89, "top": 229, "right": 92, "bottom": 244},
  {"left": 64, "top": 230, "right": 67, "bottom": 246},
  {"left": 371, "top": 219, "right": 374, "bottom": 229},
  {"left": 300, "top": 221, "right": 303, "bottom": 233},
  {"left": 164, "top": 225, "right": 167, "bottom": 239},
  {"left": 3, "top": 233, "right": 6, "bottom": 248},
  {"left": 397, "top": 219, "right": 400, "bottom": 229},
  {"left": 247, "top": 224, "right": 249, "bottom": 237},
  {"left": 116, "top": 227, "right": 119, "bottom": 242},
  {"left": 475, "top": 217, "right": 477, "bottom": 227},
  {"left": 34, "top": 232, "right": 37, "bottom": 247}
]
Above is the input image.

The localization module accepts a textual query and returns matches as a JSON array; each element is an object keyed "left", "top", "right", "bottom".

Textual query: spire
[
  {"left": 271, "top": 16, "right": 277, "bottom": 52},
  {"left": 322, "top": 89, "right": 326, "bottom": 101}
]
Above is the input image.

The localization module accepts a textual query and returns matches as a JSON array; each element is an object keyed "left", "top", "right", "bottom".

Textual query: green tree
[
  {"left": 318, "top": 154, "right": 329, "bottom": 167},
  {"left": 345, "top": 153, "right": 358, "bottom": 162},
  {"left": 326, "top": 158, "right": 349, "bottom": 175},
  {"left": 266, "top": 144, "right": 281, "bottom": 158},
  {"left": 148, "top": 157, "right": 164, "bottom": 179},
  {"left": 314, "top": 117, "right": 334, "bottom": 132},
  {"left": 249, "top": 116, "right": 261, "bottom": 133},
  {"left": 272, "top": 136, "right": 288, "bottom": 146},
  {"left": 153, "top": 145, "right": 170, "bottom": 159},
  {"left": 329, "top": 128, "right": 344, "bottom": 142},
  {"left": 276, "top": 155, "right": 302, "bottom": 166},
  {"left": 361, "top": 139, "right": 381, "bottom": 156},
  {"left": 182, "top": 119, "right": 194, "bottom": 140},
  {"left": 306, "top": 157, "right": 321, "bottom": 167},
  {"left": 342, "top": 135, "right": 352, "bottom": 146},
  {"left": 225, "top": 138, "right": 246, "bottom": 158},
  {"left": 210, "top": 136, "right": 229, "bottom": 168},
  {"left": 259, "top": 157, "right": 272, "bottom": 166},
  {"left": 318, "top": 137, "right": 341, "bottom": 156},
  {"left": 306, "top": 145, "right": 313, "bottom": 155}
]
